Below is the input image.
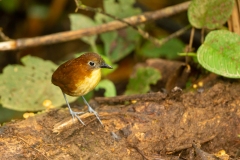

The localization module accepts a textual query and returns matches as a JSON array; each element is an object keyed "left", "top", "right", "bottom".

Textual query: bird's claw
[
  {"left": 88, "top": 107, "right": 103, "bottom": 126},
  {"left": 69, "top": 110, "right": 85, "bottom": 125}
]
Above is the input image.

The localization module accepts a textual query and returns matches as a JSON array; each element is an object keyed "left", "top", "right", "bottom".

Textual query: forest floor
[{"left": 0, "top": 79, "right": 240, "bottom": 160}]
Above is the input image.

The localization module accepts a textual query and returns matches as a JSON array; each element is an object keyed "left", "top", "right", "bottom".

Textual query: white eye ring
[{"left": 88, "top": 61, "right": 95, "bottom": 66}]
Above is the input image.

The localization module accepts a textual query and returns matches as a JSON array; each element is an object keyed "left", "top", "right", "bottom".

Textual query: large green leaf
[
  {"left": 197, "top": 30, "right": 240, "bottom": 78},
  {"left": 125, "top": 67, "right": 161, "bottom": 95},
  {"left": 188, "top": 0, "right": 234, "bottom": 29},
  {"left": 0, "top": 56, "right": 77, "bottom": 111}
]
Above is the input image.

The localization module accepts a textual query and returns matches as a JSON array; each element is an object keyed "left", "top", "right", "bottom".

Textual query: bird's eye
[{"left": 88, "top": 61, "right": 95, "bottom": 66}]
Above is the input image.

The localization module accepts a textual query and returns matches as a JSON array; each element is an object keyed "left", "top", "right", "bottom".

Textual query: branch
[
  {"left": 74, "top": 0, "right": 165, "bottom": 46},
  {"left": 0, "top": 1, "right": 191, "bottom": 51}
]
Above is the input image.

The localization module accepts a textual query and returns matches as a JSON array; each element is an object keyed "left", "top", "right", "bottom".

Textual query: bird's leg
[
  {"left": 81, "top": 96, "right": 103, "bottom": 126},
  {"left": 62, "top": 91, "right": 85, "bottom": 125}
]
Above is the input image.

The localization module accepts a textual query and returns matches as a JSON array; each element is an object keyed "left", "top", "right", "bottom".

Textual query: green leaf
[
  {"left": 100, "top": 31, "right": 118, "bottom": 57},
  {"left": 95, "top": 0, "right": 142, "bottom": 62},
  {"left": 0, "top": 105, "right": 24, "bottom": 123},
  {"left": 0, "top": 56, "right": 77, "bottom": 111},
  {"left": 94, "top": 0, "right": 119, "bottom": 23},
  {"left": 139, "top": 38, "right": 185, "bottom": 59},
  {"left": 188, "top": 0, "right": 234, "bottom": 29},
  {"left": 101, "top": 28, "right": 141, "bottom": 62},
  {"left": 95, "top": 0, "right": 141, "bottom": 24},
  {"left": 125, "top": 67, "right": 161, "bottom": 95},
  {"left": 95, "top": 79, "right": 116, "bottom": 97},
  {"left": 197, "top": 30, "right": 240, "bottom": 78},
  {"left": 69, "top": 14, "right": 97, "bottom": 46}
]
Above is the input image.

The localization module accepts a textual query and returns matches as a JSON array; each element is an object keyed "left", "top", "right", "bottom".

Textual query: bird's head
[{"left": 79, "top": 52, "right": 112, "bottom": 71}]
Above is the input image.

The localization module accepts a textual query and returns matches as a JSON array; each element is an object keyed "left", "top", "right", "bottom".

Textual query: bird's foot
[
  {"left": 88, "top": 107, "right": 103, "bottom": 126},
  {"left": 69, "top": 110, "right": 85, "bottom": 125}
]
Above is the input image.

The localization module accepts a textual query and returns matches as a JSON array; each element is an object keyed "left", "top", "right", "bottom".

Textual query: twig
[
  {"left": 52, "top": 111, "right": 143, "bottom": 134},
  {"left": 201, "top": 28, "right": 205, "bottom": 43},
  {"left": 166, "top": 134, "right": 217, "bottom": 154},
  {"left": 0, "top": 28, "right": 11, "bottom": 41},
  {"left": 14, "top": 136, "right": 49, "bottom": 160},
  {"left": 95, "top": 92, "right": 167, "bottom": 104},
  {"left": 0, "top": 1, "right": 191, "bottom": 51},
  {"left": 52, "top": 112, "right": 100, "bottom": 134},
  {"left": 228, "top": 0, "right": 240, "bottom": 35},
  {"left": 188, "top": 27, "right": 195, "bottom": 52},
  {"left": 192, "top": 141, "right": 218, "bottom": 160},
  {"left": 185, "top": 27, "right": 195, "bottom": 64},
  {"left": 130, "top": 145, "right": 150, "bottom": 160},
  {"left": 159, "top": 25, "right": 191, "bottom": 46}
]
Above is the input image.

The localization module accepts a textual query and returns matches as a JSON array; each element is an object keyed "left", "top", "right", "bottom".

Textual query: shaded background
[
  {"left": 0, "top": 0, "right": 192, "bottom": 67},
  {"left": 0, "top": 0, "right": 193, "bottom": 123}
]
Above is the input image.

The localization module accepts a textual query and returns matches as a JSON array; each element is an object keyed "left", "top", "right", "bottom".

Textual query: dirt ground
[{"left": 0, "top": 79, "right": 240, "bottom": 160}]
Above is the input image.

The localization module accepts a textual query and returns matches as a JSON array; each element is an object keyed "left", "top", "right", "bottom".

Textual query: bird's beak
[{"left": 100, "top": 62, "right": 113, "bottom": 69}]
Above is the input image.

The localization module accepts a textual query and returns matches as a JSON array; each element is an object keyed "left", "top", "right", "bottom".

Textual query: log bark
[{"left": 0, "top": 81, "right": 239, "bottom": 159}]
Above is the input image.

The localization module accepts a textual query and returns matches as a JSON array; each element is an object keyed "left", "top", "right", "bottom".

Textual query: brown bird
[{"left": 52, "top": 52, "right": 112, "bottom": 125}]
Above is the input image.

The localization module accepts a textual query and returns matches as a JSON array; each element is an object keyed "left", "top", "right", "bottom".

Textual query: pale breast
[{"left": 73, "top": 68, "right": 101, "bottom": 96}]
